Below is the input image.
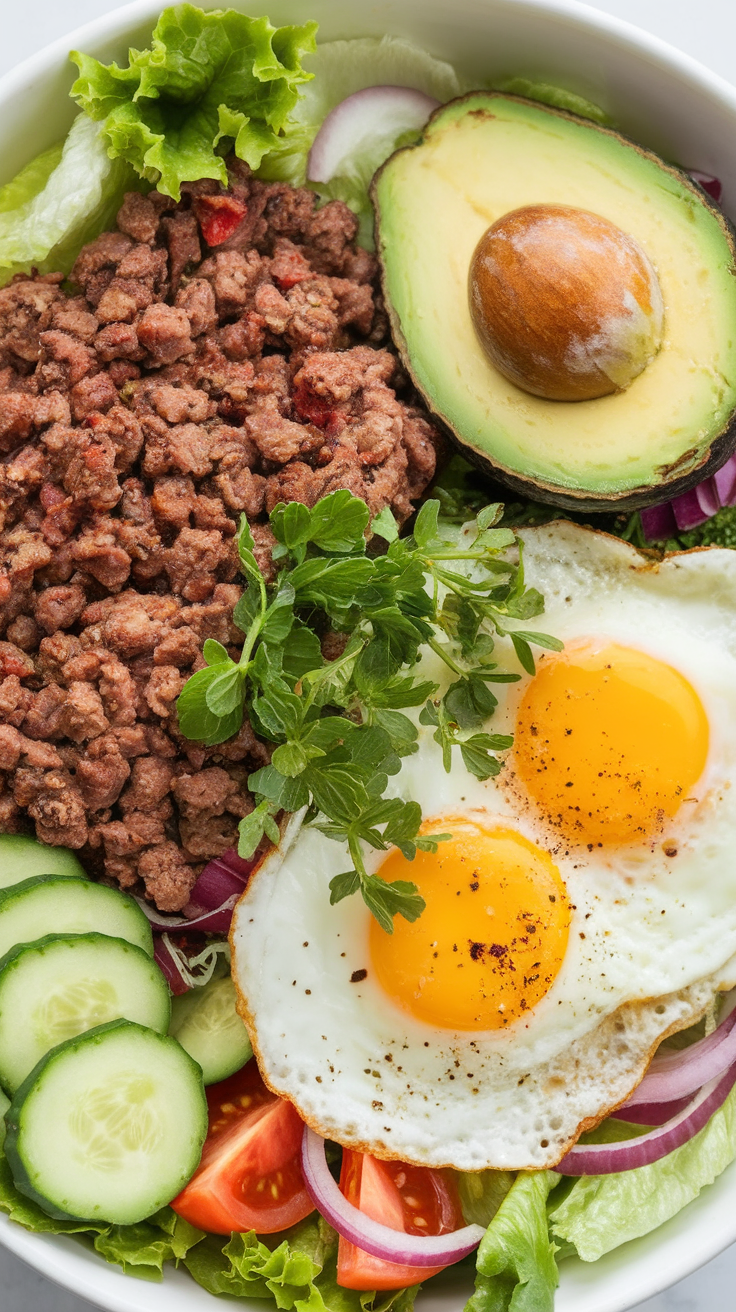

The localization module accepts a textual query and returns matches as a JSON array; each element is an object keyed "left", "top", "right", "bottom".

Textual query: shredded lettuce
[
  {"left": 466, "top": 1171, "right": 559, "bottom": 1312},
  {"left": 0, "top": 1150, "right": 203, "bottom": 1280},
  {"left": 0, "top": 115, "right": 139, "bottom": 286},
  {"left": 70, "top": 4, "right": 317, "bottom": 201},
  {"left": 549, "top": 1085, "right": 736, "bottom": 1262},
  {"left": 185, "top": 1213, "right": 420, "bottom": 1312}
]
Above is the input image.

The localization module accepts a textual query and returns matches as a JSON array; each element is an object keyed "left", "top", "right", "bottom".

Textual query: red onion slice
[
  {"left": 640, "top": 502, "right": 677, "bottom": 541},
  {"left": 154, "top": 933, "right": 230, "bottom": 994},
  {"left": 671, "top": 487, "right": 711, "bottom": 532},
  {"left": 301, "top": 1128, "right": 484, "bottom": 1265},
  {"left": 714, "top": 453, "right": 736, "bottom": 507},
  {"left": 640, "top": 452, "right": 736, "bottom": 542},
  {"left": 154, "top": 934, "right": 191, "bottom": 995},
  {"left": 696, "top": 477, "right": 720, "bottom": 518},
  {"left": 688, "top": 170, "right": 723, "bottom": 204},
  {"left": 557, "top": 1062, "right": 736, "bottom": 1175},
  {"left": 621, "top": 1008, "right": 736, "bottom": 1109},
  {"left": 136, "top": 893, "right": 239, "bottom": 935},
  {"left": 307, "top": 85, "right": 440, "bottom": 185},
  {"left": 617, "top": 1095, "right": 694, "bottom": 1125},
  {"left": 185, "top": 849, "right": 256, "bottom": 917}
]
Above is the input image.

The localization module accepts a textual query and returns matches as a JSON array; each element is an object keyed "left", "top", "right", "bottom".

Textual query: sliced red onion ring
[
  {"left": 136, "top": 892, "right": 239, "bottom": 935},
  {"left": 671, "top": 486, "right": 711, "bottom": 532},
  {"left": 642, "top": 451, "right": 736, "bottom": 541},
  {"left": 301, "top": 1128, "right": 484, "bottom": 1265},
  {"left": 640, "top": 502, "right": 677, "bottom": 541},
  {"left": 307, "top": 86, "right": 440, "bottom": 185},
  {"left": 617, "top": 1095, "right": 693, "bottom": 1125},
  {"left": 557, "top": 1061, "right": 736, "bottom": 1175},
  {"left": 714, "top": 452, "right": 736, "bottom": 507},
  {"left": 621, "top": 1008, "right": 736, "bottom": 1109},
  {"left": 185, "top": 849, "right": 256, "bottom": 917},
  {"left": 688, "top": 170, "right": 723, "bottom": 203},
  {"left": 696, "top": 477, "right": 720, "bottom": 518},
  {"left": 154, "top": 934, "right": 191, "bottom": 995}
]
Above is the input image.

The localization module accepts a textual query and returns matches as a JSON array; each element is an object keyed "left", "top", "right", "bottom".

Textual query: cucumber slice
[
  {"left": 0, "top": 835, "right": 86, "bottom": 888},
  {"left": 169, "top": 974, "right": 252, "bottom": 1084},
  {"left": 0, "top": 934, "right": 171, "bottom": 1094},
  {"left": 6, "top": 1020, "right": 207, "bottom": 1224},
  {"left": 0, "top": 877, "right": 153, "bottom": 960}
]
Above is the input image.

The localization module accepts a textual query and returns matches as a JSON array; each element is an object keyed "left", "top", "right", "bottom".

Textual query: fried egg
[{"left": 231, "top": 523, "right": 736, "bottom": 1170}]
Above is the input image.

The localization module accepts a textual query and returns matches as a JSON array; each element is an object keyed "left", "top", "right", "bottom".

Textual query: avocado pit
[{"left": 468, "top": 204, "right": 664, "bottom": 402}]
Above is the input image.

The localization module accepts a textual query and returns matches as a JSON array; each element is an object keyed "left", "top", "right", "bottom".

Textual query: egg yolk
[
  {"left": 515, "top": 640, "right": 709, "bottom": 846},
  {"left": 369, "top": 822, "right": 569, "bottom": 1030}
]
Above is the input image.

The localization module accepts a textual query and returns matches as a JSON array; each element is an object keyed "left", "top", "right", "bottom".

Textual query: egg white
[{"left": 231, "top": 524, "right": 736, "bottom": 1169}]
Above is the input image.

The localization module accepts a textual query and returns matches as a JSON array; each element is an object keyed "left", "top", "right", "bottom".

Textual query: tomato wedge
[
  {"left": 336, "top": 1149, "right": 464, "bottom": 1290},
  {"left": 171, "top": 1062, "right": 314, "bottom": 1234}
]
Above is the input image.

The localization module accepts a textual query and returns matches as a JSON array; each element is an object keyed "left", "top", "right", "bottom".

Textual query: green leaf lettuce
[
  {"left": 70, "top": 4, "right": 317, "bottom": 200},
  {"left": 0, "top": 115, "right": 139, "bottom": 285},
  {"left": 0, "top": 1149, "right": 203, "bottom": 1280},
  {"left": 549, "top": 1085, "right": 736, "bottom": 1262},
  {"left": 185, "top": 1213, "right": 420, "bottom": 1312},
  {"left": 466, "top": 1171, "right": 559, "bottom": 1312},
  {"left": 273, "top": 36, "right": 471, "bottom": 247}
]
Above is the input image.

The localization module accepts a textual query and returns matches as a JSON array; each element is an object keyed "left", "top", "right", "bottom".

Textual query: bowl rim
[
  {"left": 2, "top": 0, "right": 736, "bottom": 1309},
  {"left": 3, "top": 0, "right": 736, "bottom": 121}
]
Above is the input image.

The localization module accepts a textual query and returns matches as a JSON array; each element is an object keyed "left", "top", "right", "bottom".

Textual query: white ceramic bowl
[{"left": 3, "top": 0, "right": 736, "bottom": 1308}]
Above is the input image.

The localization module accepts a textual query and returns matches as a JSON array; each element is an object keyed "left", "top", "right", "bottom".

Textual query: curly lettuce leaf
[
  {"left": 0, "top": 1150, "right": 203, "bottom": 1280},
  {"left": 466, "top": 1171, "right": 559, "bottom": 1312},
  {"left": 0, "top": 114, "right": 139, "bottom": 286},
  {"left": 185, "top": 1213, "right": 420, "bottom": 1312},
  {"left": 70, "top": 4, "right": 317, "bottom": 201},
  {"left": 549, "top": 1085, "right": 736, "bottom": 1262}
]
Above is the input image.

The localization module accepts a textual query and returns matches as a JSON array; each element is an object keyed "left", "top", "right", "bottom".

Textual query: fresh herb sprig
[{"left": 176, "top": 490, "right": 561, "bottom": 931}]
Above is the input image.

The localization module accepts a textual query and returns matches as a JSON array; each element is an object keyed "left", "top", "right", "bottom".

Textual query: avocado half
[{"left": 372, "top": 93, "right": 736, "bottom": 513}]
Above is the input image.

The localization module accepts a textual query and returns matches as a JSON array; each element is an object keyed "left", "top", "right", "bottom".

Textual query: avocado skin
[{"left": 372, "top": 92, "right": 736, "bottom": 514}]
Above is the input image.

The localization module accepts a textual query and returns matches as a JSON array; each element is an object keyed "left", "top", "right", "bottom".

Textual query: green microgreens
[{"left": 176, "top": 489, "right": 562, "bottom": 932}]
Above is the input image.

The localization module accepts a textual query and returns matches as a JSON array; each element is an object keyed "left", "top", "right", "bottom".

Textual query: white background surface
[{"left": 0, "top": 0, "right": 735, "bottom": 1309}]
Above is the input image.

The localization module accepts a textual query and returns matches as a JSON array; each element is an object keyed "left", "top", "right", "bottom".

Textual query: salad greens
[
  {"left": 0, "top": 1159, "right": 419, "bottom": 1312},
  {"left": 282, "top": 37, "right": 470, "bottom": 245},
  {"left": 185, "top": 1214, "right": 419, "bottom": 1312},
  {"left": 0, "top": 115, "right": 138, "bottom": 285},
  {"left": 0, "top": 1149, "right": 203, "bottom": 1280},
  {"left": 468, "top": 1172, "right": 559, "bottom": 1312},
  {"left": 70, "top": 5, "right": 317, "bottom": 201},
  {"left": 550, "top": 1084, "right": 736, "bottom": 1261},
  {"left": 176, "top": 490, "right": 561, "bottom": 933}
]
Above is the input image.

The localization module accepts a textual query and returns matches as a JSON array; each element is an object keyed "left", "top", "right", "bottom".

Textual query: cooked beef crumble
[{"left": 0, "top": 163, "right": 443, "bottom": 911}]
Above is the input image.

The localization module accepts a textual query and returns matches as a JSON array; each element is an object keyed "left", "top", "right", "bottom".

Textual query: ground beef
[{"left": 0, "top": 160, "right": 443, "bottom": 910}]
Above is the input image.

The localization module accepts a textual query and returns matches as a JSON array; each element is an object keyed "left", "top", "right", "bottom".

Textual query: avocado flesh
[{"left": 373, "top": 93, "right": 736, "bottom": 509}]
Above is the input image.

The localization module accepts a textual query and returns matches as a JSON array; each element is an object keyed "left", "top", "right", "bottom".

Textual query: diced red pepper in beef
[{"left": 193, "top": 194, "right": 248, "bottom": 247}]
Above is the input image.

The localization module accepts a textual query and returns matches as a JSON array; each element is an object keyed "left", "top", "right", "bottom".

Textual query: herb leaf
[{"left": 176, "top": 492, "right": 560, "bottom": 929}]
